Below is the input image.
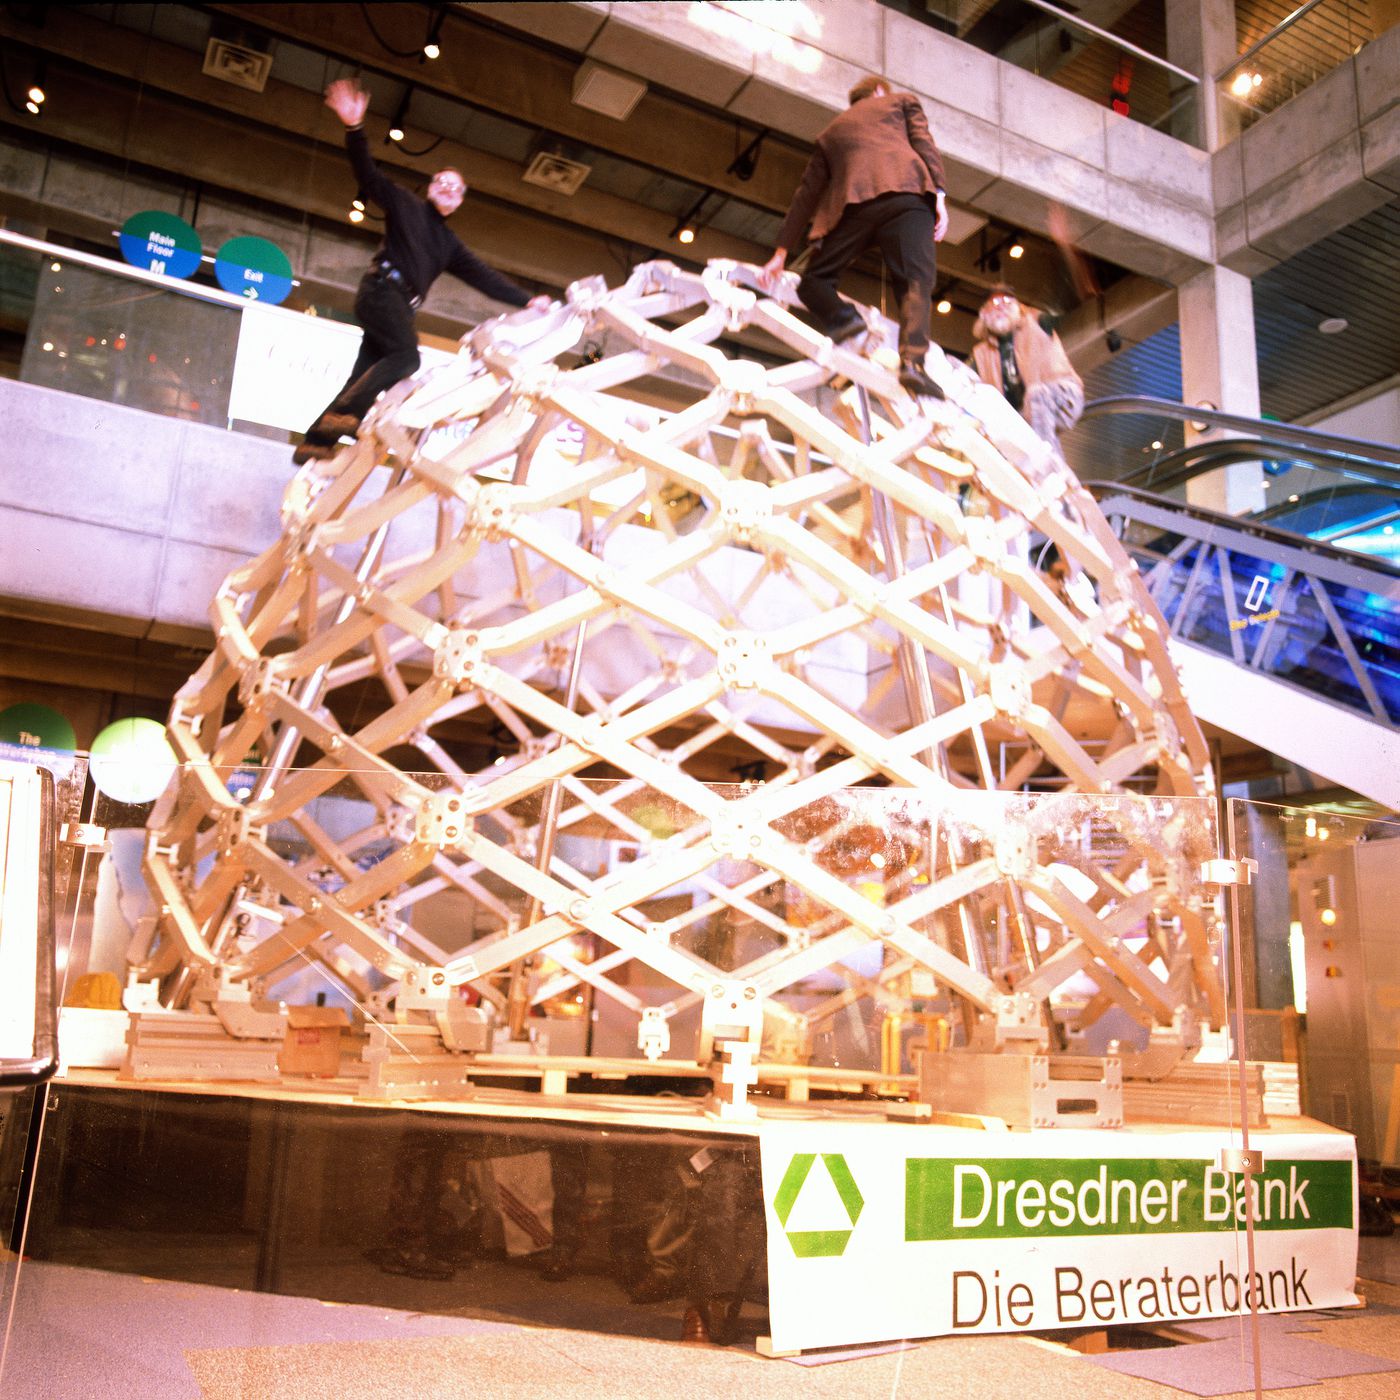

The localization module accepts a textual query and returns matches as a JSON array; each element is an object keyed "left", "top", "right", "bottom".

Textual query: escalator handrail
[
  {"left": 1254, "top": 484, "right": 1400, "bottom": 530},
  {"left": 1081, "top": 396, "right": 1400, "bottom": 469},
  {"left": 1088, "top": 480, "right": 1400, "bottom": 589},
  {"left": 1110, "top": 438, "right": 1400, "bottom": 495}
]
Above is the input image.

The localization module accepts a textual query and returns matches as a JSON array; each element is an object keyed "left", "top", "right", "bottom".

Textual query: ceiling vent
[
  {"left": 571, "top": 60, "right": 646, "bottom": 121},
  {"left": 522, "top": 149, "right": 592, "bottom": 196},
  {"left": 203, "top": 37, "right": 273, "bottom": 93}
]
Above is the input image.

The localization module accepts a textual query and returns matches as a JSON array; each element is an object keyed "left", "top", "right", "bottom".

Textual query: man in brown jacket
[
  {"left": 761, "top": 76, "right": 949, "bottom": 399},
  {"left": 971, "top": 284, "right": 1084, "bottom": 454}
]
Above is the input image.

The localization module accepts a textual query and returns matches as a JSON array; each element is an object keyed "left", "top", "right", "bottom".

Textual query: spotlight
[
  {"left": 25, "top": 99, "right": 40, "bottom": 116},
  {"left": 1320, "top": 906, "right": 1337, "bottom": 925},
  {"left": 670, "top": 190, "right": 710, "bottom": 246},
  {"left": 423, "top": 8, "right": 444, "bottom": 60},
  {"left": 27, "top": 83, "right": 45, "bottom": 105},
  {"left": 348, "top": 208, "right": 365, "bottom": 223},
  {"left": 726, "top": 128, "right": 768, "bottom": 182},
  {"left": 1150, "top": 440, "right": 1163, "bottom": 451},
  {"left": 936, "top": 298, "right": 952, "bottom": 315},
  {"left": 49, "top": 261, "right": 61, "bottom": 272},
  {"left": 352, "top": 199, "right": 365, "bottom": 211},
  {"left": 1008, "top": 240, "right": 1024, "bottom": 259},
  {"left": 1230, "top": 71, "right": 1256, "bottom": 98},
  {"left": 387, "top": 87, "right": 412, "bottom": 145}
]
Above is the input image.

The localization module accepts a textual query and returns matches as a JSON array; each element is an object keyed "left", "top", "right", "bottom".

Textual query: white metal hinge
[{"left": 1200, "top": 857, "right": 1258, "bottom": 887}]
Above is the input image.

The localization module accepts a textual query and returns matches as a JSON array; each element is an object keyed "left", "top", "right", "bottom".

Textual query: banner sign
[
  {"left": 229, "top": 305, "right": 456, "bottom": 435},
  {"left": 759, "top": 1122, "right": 1357, "bottom": 1353},
  {"left": 118, "top": 210, "right": 201, "bottom": 279}
]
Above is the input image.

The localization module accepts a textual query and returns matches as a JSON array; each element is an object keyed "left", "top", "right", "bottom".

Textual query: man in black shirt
[{"left": 295, "top": 79, "right": 550, "bottom": 464}]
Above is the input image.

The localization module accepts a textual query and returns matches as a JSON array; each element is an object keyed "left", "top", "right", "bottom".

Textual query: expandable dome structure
[{"left": 136, "top": 260, "right": 1223, "bottom": 1099}]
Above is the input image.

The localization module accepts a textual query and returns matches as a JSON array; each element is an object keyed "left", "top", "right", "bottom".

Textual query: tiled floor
[{"left": 4, "top": 1236, "right": 1400, "bottom": 1398}]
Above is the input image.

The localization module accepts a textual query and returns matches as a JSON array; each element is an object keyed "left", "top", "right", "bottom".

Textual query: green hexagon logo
[{"left": 772, "top": 1152, "right": 864, "bottom": 1257}]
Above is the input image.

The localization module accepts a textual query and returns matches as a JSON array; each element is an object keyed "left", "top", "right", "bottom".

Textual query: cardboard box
[{"left": 278, "top": 1005, "right": 350, "bottom": 1077}]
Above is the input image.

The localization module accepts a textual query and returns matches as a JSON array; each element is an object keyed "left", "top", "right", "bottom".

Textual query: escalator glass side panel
[{"left": 1122, "top": 528, "right": 1398, "bottom": 722}]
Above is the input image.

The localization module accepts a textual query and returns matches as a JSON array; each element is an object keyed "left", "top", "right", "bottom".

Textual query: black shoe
[
  {"left": 628, "top": 1271, "right": 685, "bottom": 1305},
  {"left": 539, "top": 1245, "right": 577, "bottom": 1282},
  {"left": 898, "top": 359, "right": 945, "bottom": 399},
  {"left": 696, "top": 1293, "right": 744, "bottom": 1346},
  {"left": 828, "top": 316, "right": 866, "bottom": 346}
]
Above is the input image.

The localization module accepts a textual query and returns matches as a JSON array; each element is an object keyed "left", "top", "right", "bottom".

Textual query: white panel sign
[
  {"left": 229, "top": 304, "right": 364, "bottom": 434},
  {"left": 759, "top": 1122, "right": 1358, "bottom": 1353}
]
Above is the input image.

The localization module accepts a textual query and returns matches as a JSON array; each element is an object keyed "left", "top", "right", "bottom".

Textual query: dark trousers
[
  {"left": 305, "top": 270, "right": 421, "bottom": 442},
  {"left": 797, "top": 191, "right": 937, "bottom": 358},
  {"left": 643, "top": 1147, "right": 764, "bottom": 1302}
]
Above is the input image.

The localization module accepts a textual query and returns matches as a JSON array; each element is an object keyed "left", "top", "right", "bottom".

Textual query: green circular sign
[
  {"left": 214, "top": 235, "right": 293, "bottom": 304},
  {"left": 0, "top": 702, "right": 76, "bottom": 751},
  {"left": 90, "top": 717, "right": 177, "bottom": 804},
  {"left": 119, "top": 209, "right": 202, "bottom": 279}
]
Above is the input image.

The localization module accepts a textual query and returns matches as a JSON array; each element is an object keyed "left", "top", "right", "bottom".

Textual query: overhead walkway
[{"left": 1082, "top": 399, "right": 1400, "bottom": 807}]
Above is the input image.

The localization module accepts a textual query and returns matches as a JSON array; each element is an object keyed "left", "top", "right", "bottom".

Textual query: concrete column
[
  {"left": 1178, "top": 263, "right": 1265, "bottom": 513},
  {"left": 1165, "top": 0, "right": 1239, "bottom": 151}
]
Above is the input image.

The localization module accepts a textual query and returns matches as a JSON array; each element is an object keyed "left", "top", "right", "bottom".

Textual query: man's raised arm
[{"left": 325, "top": 78, "right": 396, "bottom": 210}]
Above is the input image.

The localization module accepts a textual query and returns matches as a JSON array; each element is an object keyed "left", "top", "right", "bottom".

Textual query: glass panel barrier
[
  {"left": 1105, "top": 500, "right": 1400, "bottom": 725},
  {"left": 0, "top": 230, "right": 389, "bottom": 445},
  {"left": 1221, "top": 796, "right": 1396, "bottom": 1382},
  {"left": 19, "top": 255, "right": 238, "bottom": 429},
  {"left": 1219, "top": 0, "right": 1381, "bottom": 134},
  {"left": 0, "top": 760, "right": 1273, "bottom": 1388},
  {"left": 882, "top": 0, "right": 1203, "bottom": 145}
]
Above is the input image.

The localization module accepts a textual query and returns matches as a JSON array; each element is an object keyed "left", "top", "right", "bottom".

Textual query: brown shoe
[
  {"left": 681, "top": 1306, "right": 709, "bottom": 1344},
  {"left": 318, "top": 412, "right": 361, "bottom": 438},
  {"left": 292, "top": 441, "right": 338, "bottom": 465}
]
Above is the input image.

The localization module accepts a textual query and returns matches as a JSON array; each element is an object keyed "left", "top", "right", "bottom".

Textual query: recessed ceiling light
[
  {"left": 1318, "top": 317, "right": 1348, "bottom": 335},
  {"left": 936, "top": 298, "right": 951, "bottom": 315}
]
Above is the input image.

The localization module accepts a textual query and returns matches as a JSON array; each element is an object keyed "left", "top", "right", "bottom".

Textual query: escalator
[{"left": 1080, "top": 398, "right": 1400, "bottom": 807}]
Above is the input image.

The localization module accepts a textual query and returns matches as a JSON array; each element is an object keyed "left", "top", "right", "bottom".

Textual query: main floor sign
[
  {"left": 759, "top": 1122, "right": 1358, "bottom": 1352},
  {"left": 118, "top": 210, "right": 201, "bottom": 279}
]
